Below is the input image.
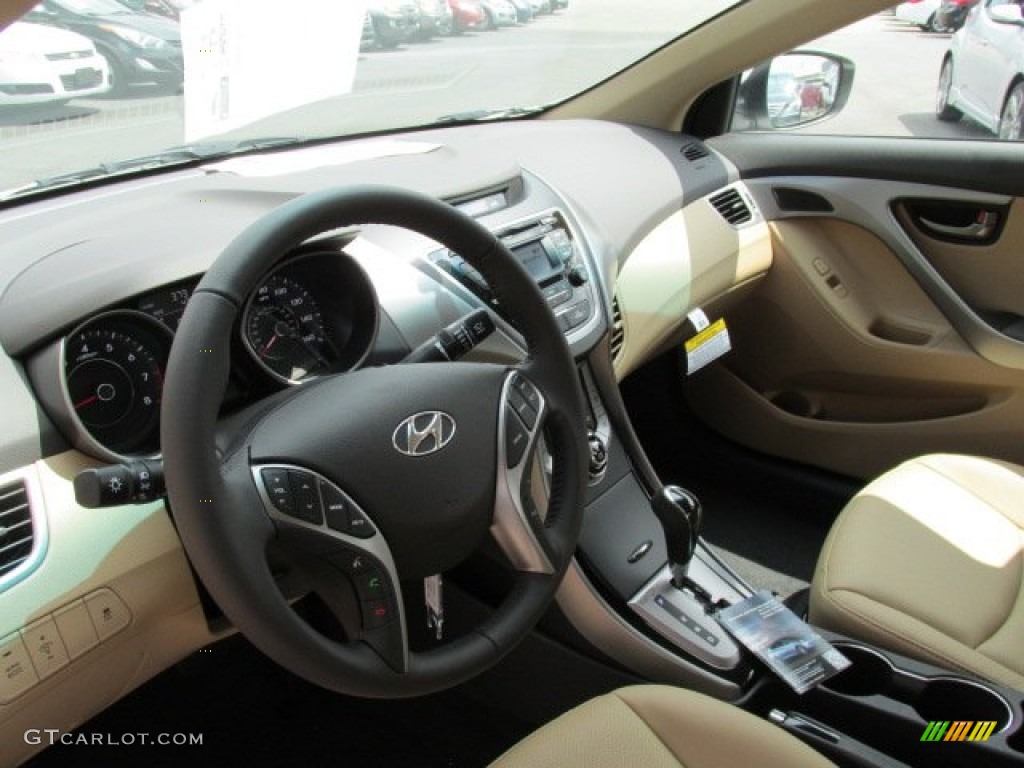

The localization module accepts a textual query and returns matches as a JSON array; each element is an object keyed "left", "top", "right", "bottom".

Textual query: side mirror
[
  {"left": 990, "top": 5, "right": 1024, "bottom": 25},
  {"left": 733, "top": 52, "right": 855, "bottom": 131}
]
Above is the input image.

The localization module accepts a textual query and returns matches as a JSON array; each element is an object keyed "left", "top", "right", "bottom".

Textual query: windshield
[{"left": 0, "top": 0, "right": 743, "bottom": 197}]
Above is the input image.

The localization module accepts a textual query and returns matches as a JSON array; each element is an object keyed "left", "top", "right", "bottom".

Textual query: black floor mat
[
  {"left": 620, "top": 354, "right": 858, "bottom": 599},
  {"left": 26, "top": 633, "right": 533, "bottom": 768}
]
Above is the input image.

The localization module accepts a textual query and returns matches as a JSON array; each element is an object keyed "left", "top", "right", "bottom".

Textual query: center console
[{"left": 429, "top": 210, "right": 598, "bottom": 339}]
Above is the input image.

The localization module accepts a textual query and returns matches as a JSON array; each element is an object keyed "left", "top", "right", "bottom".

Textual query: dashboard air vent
[
  {"left": 708, "top": 188, "right": 753, "bottom": 227},
  {"left": 0, "top": 480, "right": 33, "bottom": 579},
  {"left": 681, "top": 143, "right": 710, "bottom": 162},
  {"left": 610, "top": 295, "right": 625, "bottom": 362}
]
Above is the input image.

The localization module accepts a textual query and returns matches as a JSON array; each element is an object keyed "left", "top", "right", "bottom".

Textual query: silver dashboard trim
[
  {"left": 58, "top": 309, "right": 172, "bottom": 464},
  {"left": 491, "top": 372, "right": 554, "bottom": 574},
  {"left": 0, "top": 465, "right": 49, "bottom": 596}
]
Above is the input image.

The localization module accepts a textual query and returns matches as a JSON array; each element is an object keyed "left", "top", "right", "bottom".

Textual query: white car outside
[
  {"left": 938, "top": 0, "right": 1024, "bottom": 139},
  {"left": 895, "top": 0, "right": 945, "bottom": 30},
  {"left": 0, "top": 21, "right": 110, "bottom": 107}
]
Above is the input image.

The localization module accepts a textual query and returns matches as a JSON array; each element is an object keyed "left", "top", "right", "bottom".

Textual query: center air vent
[
  {"left": 681, "top": 143, "right": 710, "bottom": 162},
  {"left": 0, "top": 480, "right": 33, "bottom": 580},
  {"left": 708, "top": 188, "right": 753, "bottom": 227},
  {"left": 610, "top": 295, "right": 625, "bottom": 362}
]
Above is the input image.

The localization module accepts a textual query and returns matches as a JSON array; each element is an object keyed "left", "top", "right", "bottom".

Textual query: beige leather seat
[
  {"left": 490, "top": 685, "right": 834, "bottom": 768},
  {"left": 810, "top": 453, "right": 1024, "bottom": 691}
]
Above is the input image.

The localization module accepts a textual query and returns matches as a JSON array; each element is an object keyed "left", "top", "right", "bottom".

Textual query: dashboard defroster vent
[
  {"left": 610, "top": 295, "right": 625, "bottom": 363},
  {"left": 708, "top": 188, "right": 753, "bottom": 227},
  {"left": 681, "top": 143, "right": 710, "bottom": 162},
  {"left": 0, "top": 480, "right": 33, "bottom": 579}
]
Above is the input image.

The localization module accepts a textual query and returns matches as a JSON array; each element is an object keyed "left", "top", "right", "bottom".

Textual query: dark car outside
[
  {"left": 24, "top": 0, "right": 182, "bottom": 95},
  {"left": 364, "top": 2, "right": 420, "bottom": 49},
  {"left": 416, "top": 0, "right": 455, "bottom": 37},
  {"left": 935, "top": 0, "right": 982, "bottom": 30}
]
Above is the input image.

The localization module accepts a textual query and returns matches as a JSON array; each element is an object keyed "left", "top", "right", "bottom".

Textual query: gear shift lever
[{"left": 651, "top": 485, "right": 703, "bottom": 587}]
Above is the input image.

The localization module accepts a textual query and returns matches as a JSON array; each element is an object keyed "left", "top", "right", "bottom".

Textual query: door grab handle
[{"left": 918, "top": 210, "right": 998, "bottom": 240}]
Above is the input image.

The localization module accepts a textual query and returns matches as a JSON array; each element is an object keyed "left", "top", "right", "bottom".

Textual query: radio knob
[{"left": 567, "top": 266, "right": 587, "bottom": 287}]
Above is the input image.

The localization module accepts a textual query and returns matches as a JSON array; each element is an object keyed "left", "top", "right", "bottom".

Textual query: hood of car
[{"left": 0, "top": 19, "right": 94, "bottom": 53}]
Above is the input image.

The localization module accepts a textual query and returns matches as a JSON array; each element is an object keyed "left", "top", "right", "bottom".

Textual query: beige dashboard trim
[
  {"left": 0, "top": 452, "right": 210, "bottom": 768},
  {"left": 614, "top": 186, "right": 772, "bottom": 379}
]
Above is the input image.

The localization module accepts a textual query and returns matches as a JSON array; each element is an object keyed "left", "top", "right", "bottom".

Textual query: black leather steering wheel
[{"left": 161, "top": 185, "right": 588, "bottom": 697}]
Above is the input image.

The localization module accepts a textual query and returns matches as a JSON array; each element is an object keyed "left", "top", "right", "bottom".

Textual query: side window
[{"left": 730, "top": 3, "right": 1024, "bottom": 141}]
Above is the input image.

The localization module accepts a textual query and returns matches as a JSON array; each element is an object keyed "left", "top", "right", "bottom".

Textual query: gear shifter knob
[{"left": 651, "top": 485, "right": 703, "bottom": 584}]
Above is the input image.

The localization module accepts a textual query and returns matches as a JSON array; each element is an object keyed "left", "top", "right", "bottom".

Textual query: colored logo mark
[{"left": 921, "top": 721, "right": 997, "bottom": 742}]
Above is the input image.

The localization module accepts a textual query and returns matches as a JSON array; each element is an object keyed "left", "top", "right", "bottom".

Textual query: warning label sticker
[{"left": 684, "top": 317, "right": 731, "bottom": 375}]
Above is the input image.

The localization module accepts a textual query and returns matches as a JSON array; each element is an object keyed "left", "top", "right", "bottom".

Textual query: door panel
[{"left": 689, "top": 135, "right": 1024, "bottom": 480}]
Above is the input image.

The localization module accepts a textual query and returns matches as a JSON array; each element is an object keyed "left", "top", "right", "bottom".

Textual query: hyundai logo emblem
[{"left": 393, "top": 411, "right": 456, "bottom": 457}]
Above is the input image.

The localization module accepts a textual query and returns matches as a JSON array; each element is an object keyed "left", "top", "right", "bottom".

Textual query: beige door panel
[
  {"left": 896, "top": 198, "right": 1024, "bottom": 320},
  {"left": 687, "top": 218, "right": 1024, "bottom": 480}
]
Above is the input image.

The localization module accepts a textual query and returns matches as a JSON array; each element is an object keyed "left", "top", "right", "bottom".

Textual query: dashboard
[{"left": 0, "top": 118, "right": 772, "bottom": 767}]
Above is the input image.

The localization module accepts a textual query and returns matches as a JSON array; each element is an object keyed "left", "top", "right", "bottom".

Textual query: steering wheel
[{"left": 161, "top": 185, "right": 588, "bottom": 697}]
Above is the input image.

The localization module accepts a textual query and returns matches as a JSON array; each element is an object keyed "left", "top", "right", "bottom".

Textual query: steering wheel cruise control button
[
  {"left": 511, "top": 374, "right": 541, "bottom": 412},
  {"left": 504, "top": 405, "right": 530, "bottom": 469},
  {"left": 507, "top": 387, "right": 538, "bottom": 429},
  {"left": 289, "top": 470, "right": 324, "bottom": 525}
]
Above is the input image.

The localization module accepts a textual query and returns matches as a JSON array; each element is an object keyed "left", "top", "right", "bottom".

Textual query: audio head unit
[{"left": 429, "top": 211, "right": 596, "bottom": 337}]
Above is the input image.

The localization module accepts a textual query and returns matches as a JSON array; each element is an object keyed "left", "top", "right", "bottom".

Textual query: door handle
[{"left": 917, "top": 210, "right": 999, "bottom": 241}]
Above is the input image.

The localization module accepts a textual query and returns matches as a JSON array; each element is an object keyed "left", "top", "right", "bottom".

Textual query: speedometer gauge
[
  {"left": 63, "top": 312, "right": 170, "bottom": 456},
  {"left": 243, "top": 273, "right": 330, "bottom": 383}
]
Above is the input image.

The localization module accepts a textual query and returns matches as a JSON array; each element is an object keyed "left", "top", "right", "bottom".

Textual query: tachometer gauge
[
  {"left": 63, "top": 312, "right": 170, "bottom": 456},
  {"left": 243, "top": 273, "right": 329, "bottom": 383}
]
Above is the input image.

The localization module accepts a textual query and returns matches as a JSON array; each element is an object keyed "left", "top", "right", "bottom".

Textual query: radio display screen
[{"left": 512, "top": 240, "right": 561, "bottom": 283}]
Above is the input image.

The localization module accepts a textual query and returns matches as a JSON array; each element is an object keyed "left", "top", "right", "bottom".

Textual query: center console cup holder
[{"left": 822, "top": 644, "right": 1013, "bottom": 733}]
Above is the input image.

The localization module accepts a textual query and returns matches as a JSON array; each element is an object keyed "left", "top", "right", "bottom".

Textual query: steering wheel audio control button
[
  {"left": 260, "top": 468, "right": 295, "bottom": 517},
  {"left": 321, "top": 480, "right": 351, "bottom": 533},
  {"left": 348, "top": 508, "right": 377, "bottom": 539},
  {"left": 288, "top": 470, "right": 324, "bottom": 525}
]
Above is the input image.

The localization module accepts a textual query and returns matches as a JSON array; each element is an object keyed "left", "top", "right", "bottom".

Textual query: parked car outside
[
  {"left": 934, "top": 0, "right": 982, "bottom": 30},
  {"left": 479, "top": 0, "right": 516, "bottom": 29},
  {"left": 447, "top": 0, "right": 485, "bottom": 32},
  {"left": 24, "top": 0, "right": 182, "bottom": 95},
  {"left": 937, "top": 0, "right": 1024, "bottom": 139},
  {"left": 364, "top": 1, "right": 420, "bottom": 49},
  {"left": 415, "top": 0, "right": 454, "bottom": 38},
  {"left": 507, "top": 0, "right": 534, "bottom": 24},
  {"left": 0, "top": 20, "right": 109, "bottom": 106},
  {"left": 528, "top": 0, "right": 553, "bottom": 15},
  {"left": 895, "top": 0, "right": 947, "bottom": 30}
]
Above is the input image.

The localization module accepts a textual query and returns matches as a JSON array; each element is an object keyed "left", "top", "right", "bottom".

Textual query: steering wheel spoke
[{"left": 491, "top": 371, "right": 557, "bottom": 574}]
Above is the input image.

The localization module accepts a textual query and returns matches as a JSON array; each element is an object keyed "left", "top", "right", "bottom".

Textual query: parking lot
[{"left": 0, "top": 8, "right": 996, "bottom": 192}]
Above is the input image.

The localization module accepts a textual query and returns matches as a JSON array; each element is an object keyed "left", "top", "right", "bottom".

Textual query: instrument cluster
[{"left": 58, "top": 249, "right": 379, "bottom": 460}]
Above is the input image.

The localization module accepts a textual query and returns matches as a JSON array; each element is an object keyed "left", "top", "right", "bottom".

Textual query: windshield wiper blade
[
  {"left": 433, "top": 106, "right": 545, "bottom": 124},
  {"left": 2, "top": 136, "right": 303, "bottom": 200}
]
